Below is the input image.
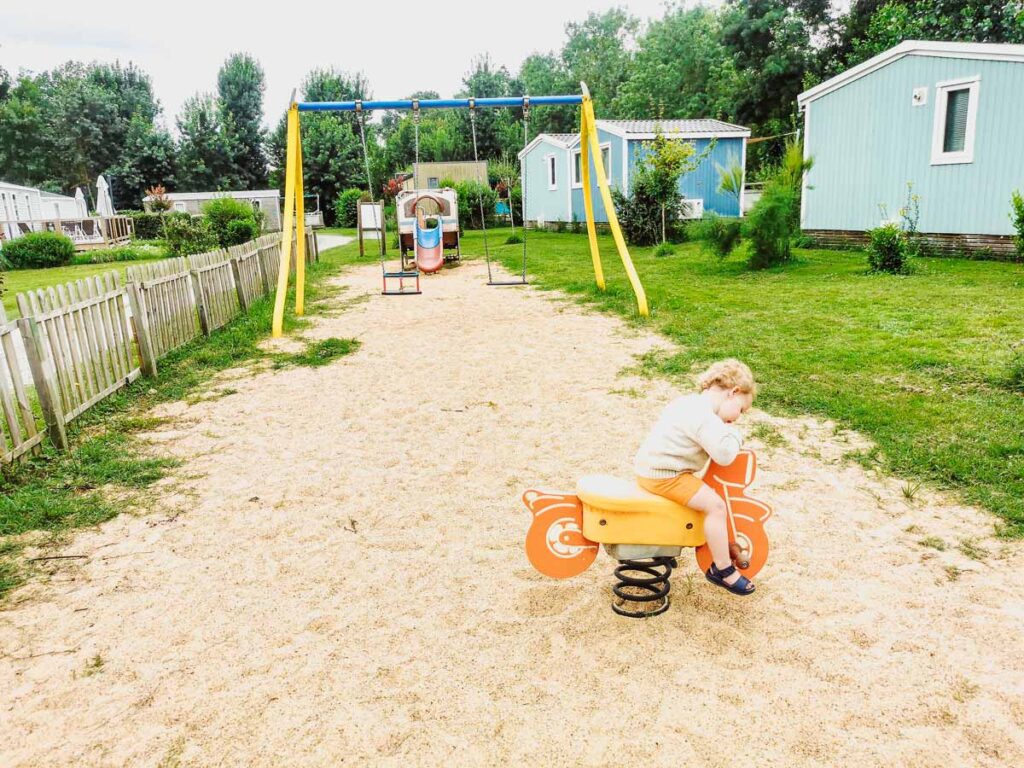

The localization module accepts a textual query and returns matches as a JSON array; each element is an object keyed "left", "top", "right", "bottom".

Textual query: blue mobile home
[
  {"left": 518, "top": 119, "right": 750, "bottom": 226},
  {"left": 799, "top": 41, "right": 1024, "bottom": 256}
]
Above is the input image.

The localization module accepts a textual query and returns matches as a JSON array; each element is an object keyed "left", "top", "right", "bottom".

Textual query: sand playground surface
[{"left": 2, "top": 259, "right": 1023, "bottom": 766}]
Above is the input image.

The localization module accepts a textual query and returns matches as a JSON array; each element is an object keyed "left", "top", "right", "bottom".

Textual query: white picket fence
[{"left": 5, "top": 228, "right": 319, "bottom": 460}]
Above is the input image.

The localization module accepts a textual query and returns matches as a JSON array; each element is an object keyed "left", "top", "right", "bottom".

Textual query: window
[
  {"left": 428, "top": 177, "right": 439, "bottom": 189},
  {"left": 931, "top": 76, "right": 979, "bottom": 165},
  {"left": 251, "top": 200, "right": 261, "bottom": 211},
  {"left": 571, "top": 144, "right": 612, "bottom": 188},
  {"left": 546, "top": 154, "right": 557, "bottom": 190},
  {"left": 174, "top": 202, "right": 187, "bottom": 212}
]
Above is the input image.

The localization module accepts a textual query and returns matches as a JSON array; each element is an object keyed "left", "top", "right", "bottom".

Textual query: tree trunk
[{"left": 661, "top": 204, "right": 666, "bottom": 244}]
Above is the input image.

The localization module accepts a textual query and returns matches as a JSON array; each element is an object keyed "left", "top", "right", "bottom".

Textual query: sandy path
[{"left": 2, "top": 261, "right": 1022, "bottom": 767}]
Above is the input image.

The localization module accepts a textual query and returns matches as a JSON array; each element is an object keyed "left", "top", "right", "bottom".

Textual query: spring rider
[{"left": 523, "top": 450, "right": 772, "bottom": 617}]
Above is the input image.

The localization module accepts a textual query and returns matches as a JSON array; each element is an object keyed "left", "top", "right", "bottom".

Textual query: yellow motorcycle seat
[{"left": 576, "top": 474, "right": 706, "bottom": 547}]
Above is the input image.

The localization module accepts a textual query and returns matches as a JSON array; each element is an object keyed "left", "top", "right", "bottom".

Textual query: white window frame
[
  {"left": 173, "top": 201, "right": 187, "bottom": 212},
  {"left": 545, "top": 153, "right": 557, "bottom": 190},
  {"left": 571, "top": 143, "right": 612, "bottom": 188},
  {"left": 930, "top": 75, "right": 980, "bottom": 166}
]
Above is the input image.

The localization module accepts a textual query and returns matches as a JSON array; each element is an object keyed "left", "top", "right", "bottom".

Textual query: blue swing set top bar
[{"left": 296, "top": 94, "right": 584, "bottom": 112}]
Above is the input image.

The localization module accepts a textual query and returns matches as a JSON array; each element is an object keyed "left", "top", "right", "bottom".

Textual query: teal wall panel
[{"left": 804, "top": 54, "right": 1024, "bottom": 235}]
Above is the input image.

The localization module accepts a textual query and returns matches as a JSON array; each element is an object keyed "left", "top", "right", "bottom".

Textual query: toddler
[{"left": 634, "top": 359, "right": 756, "bottom": 595}]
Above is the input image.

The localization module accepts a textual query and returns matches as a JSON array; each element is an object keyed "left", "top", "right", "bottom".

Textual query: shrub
[
  {"left": 202, "top": 197, "right": 261, "bottom": 248},
  {"left": 505, "top": 232, "right": 524, "bottom": 245},
  {"left": 744, "top": 182, "right": 798, "bottom": 269},
  {"left": 1011, "top": 190, "right": 1024, "bottom": 261},
  {"left": 694, "top": 213, "right": 742, "bottom": 258},
  {"left": 438, "top": 177, "right": 457, "bottom": 190},
  {"left": 129, "top": 211, "right": 167, "bottom": 240},
  {"left": 867, "top": 223, "right": 910, "bottom": 273},
  {"left": 653, "top": 242, "right": 675, "bottom": 258},
  {"left": 335, "top": 188, "right": 364, "bottom": 228},
  {"left": 145, "top": 184, "right": 172, "bottom": 212},
  {"left": 71, "top": 245, "right": 157, "bottom": 265},
  {"left": 225, "top": 218, "right": 258, "bottom": 246},
  {"left": 455, "top": 180, "right": 497, "bottom": 230},
  {"left": 164, "top": 215, "right": 218, "bottom": 257},
  {"left": 1007, "top": 342, "right": 1024, "bottom": 393},
  {"left": 2, "top": 232, "right": 75, "bottom": 269},
  {"left": 612, "top": 168, "right": 686, "bottom": 247}
]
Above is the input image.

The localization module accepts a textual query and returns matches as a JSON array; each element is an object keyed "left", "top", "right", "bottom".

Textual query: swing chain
[{"left": 469, "top": 104, "right": 492, "bottom": 281}]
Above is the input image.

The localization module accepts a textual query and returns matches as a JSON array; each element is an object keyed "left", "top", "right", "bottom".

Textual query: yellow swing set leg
[
  {"left": 579, "top": 84, "right": 649, "bottom": 318},
  {"left": 272, "top": 103, "right": 307, "bottom": 338}
]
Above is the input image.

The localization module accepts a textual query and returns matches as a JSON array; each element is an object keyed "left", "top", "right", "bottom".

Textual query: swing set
[{"left": 271, "top": 83, "right": 649, "bottom": 338}]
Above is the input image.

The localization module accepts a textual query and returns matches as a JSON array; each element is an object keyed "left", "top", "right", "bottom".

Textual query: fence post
[
  {"left": 126, "top": 281, "right": 158, "bottom": 378},
  {"left": 230, "top": 257, "right": 249, "bottom": 312},
  {"left": 190, "top": 271, "right": 211, "bottom": 336},
  {"left": 256, "top": 246, "right": 271, "bottom": 295},
  {"left": 16, "top": 316, "right": 69, "bottom": 451}
]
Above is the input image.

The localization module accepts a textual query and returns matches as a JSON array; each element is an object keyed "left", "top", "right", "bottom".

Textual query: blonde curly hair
[{"left": 697, "top": 358, "right": 757, "bottom": 397}]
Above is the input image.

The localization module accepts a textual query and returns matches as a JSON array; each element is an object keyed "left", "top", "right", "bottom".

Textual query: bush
[
  {"left": 438, "top": 177, "right": 457, "bottom": 190},
  {"left": 1011, "top": 190, "right": 1024, "bottom": 261},
  {"left": 71, "top": 245, "right": 157, "bottom": 265},
  {"left": 505, "top": 232, "right": 524, "bottom": 245},
  {"left": 225, "top": 218, "right": 258, "bottom": 246},
  {"left": 129, "top": 212, "right": 167, "bottom": 240},
  {"left": 694, "top": 213, "right": 742, "bottom": 258},
  {"left": 612, "top": 169, "right": 684, "bottom": 247},
  {"left": 202, "top": 197, "right": 261, "bottom": 248},
  {"left": 2, "top": 232, "right": 75, "bottom": 269},
  {"left": 866, "top": 223, "right": 910, "bottom": 274},
  {"left": 653, "top": 242, "right": 675, "bottom": 258},
  {"left": 164, "top": 215, "right": 218, "bottom": 257},
  {"left": 744, "top": 181, "right": 798, "bottom": 269},
  {"left": 1008, "top": 342, "right": 1024, "bottom": 393},
  {"left": 455, "top": 180, "right": 497, "bottom": 230},
  {"left": 335, "top": 188, "right": 365, "bottom": 228}
]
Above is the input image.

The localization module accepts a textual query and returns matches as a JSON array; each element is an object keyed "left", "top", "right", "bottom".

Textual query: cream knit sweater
[{"left": 634, "top": 393, "right": 743, "bottom": 479}]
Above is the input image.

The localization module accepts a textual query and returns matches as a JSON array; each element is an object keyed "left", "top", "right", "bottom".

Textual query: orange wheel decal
[{"left": 523, "top": 490, "right": 598, "bottom": 579}]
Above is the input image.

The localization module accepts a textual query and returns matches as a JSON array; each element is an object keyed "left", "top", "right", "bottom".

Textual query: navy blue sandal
[{"left": 706, "top": 563, "right": 755, "bottom": 596}]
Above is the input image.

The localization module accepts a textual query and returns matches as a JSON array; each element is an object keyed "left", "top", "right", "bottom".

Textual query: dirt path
[{"left": 2, "top": 261, "right": 1022, "bottom": 767}]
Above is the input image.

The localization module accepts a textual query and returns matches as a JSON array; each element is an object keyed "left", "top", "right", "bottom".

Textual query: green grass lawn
[
  {"left": 430, "top": 227, "right": 1023, "bottom": 536},
  {"left": 3, "top": 242, "right": 169, "bottom": 318}
]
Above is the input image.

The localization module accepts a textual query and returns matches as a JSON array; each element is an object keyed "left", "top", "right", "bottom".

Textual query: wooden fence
[
  {"left": 125, "top": 257, "right": 199, "bottom": 375},
  {"left": 16, "top": 273, "right": 140, "bottom": 449},
  {"left": 0, "top": 307, "right": 43, "bottom": 464},
  {"left": 188, "top": 250, "right": 240, "bottom": 335},
  {"left": 10, "top": 228, "right": 321, "bottom": 453}
]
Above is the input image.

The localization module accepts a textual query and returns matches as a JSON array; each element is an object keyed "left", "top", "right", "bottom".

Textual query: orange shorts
[{"left": 637, "top": 472, "right": 705, "bottom": 507}]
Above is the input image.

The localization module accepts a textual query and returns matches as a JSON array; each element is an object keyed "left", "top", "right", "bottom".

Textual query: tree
[
  {"left": 0, "top": 75, "right": 58, "bottom": 187},
  {"left": 454, "top": 55, "right": 521, "bottom": 162},
  {"left": 640, "top": 133, "right": 709, "bottom": 243},
  {"left": 107, "top": 116, "right": 177, "bottom": 208},
  {"left": 517, "top": 53, "right": 577, "bottom": 135},
  {"left": 613, "top": 7, "right": 741, "bottom": 120},
  {"left": 176, "top": 93, "right": 239, "bottom": 191},
  {"left": 218, "top": 53, "right": 268, "bottom": 188},
  {"left": 269, "top": 68, "right": 371, "bottom": 224},
  {"left": 562, "top": 8, "right": 639, "bottom": 116}
]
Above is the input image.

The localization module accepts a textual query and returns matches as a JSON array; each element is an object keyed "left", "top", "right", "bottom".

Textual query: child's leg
[{"left": 685, "top": 486, "right": 748, "bottom": 587}]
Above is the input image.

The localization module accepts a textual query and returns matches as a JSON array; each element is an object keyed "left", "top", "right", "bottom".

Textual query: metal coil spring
[{"left": 611, "top": 556, "right": 676, "bottom": 618}]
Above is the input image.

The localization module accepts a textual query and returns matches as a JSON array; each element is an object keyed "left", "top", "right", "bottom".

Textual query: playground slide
[{"left": 415, "top": 217, "right": 444, "bottom": 273}]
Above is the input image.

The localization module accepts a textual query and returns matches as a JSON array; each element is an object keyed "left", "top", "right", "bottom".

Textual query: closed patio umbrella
[
  {"left": 74, "top": 187, "right": 88, "bottom": 217},
  {"left": 96, "top": 175, "right": 115, "bottom": 217}
]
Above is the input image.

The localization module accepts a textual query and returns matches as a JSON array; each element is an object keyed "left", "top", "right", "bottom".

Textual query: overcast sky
[{"left": 2, "top": 0, "right": 681, "bottom": 131}]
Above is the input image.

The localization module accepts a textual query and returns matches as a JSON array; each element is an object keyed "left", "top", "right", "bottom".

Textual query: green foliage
[
  {"left": 867, "top": 223, "right": 910, "bottom": 274},
  {"left": 130, "top": 211, "right": 168, "bottom": 239},
  {"left": 1010, "top": 190, "right": 1024, "bottom": 261},
  {"left": 176, "top": 93, "right": 241, "bottom": 192},
  {"left": 505, "top": 232, "right": 524, "bottom": 245},
  {"left": 164, "top": 215, "right": 218, "bottom": 257},
  {"left": 202, "top": 197, "right": 261, "bottom": 247},
  {"left": 614, "top": 6, "right": 739, "bottom": 119},
  {"left": 742, "top": 140, "right": 811, "bottom": 269},
  {"left": 612, "top": 170, "right": 681, "bottom": 247},
  {"left": 278, "top": 337, "right": 362, "bottom": 368},
  {"left": 2, "top": 232, "right": 75, "bottom": 269},
  {"left": 455, "top": 180, "right": 497, "bottom": 230},
  {"left": 562, "top": 9, "right": 639, "bottom": 116},
  {"left": 716, "top": 154, "right": 744, "bottom": 203},
  {"left": 70, "top": 245, "right": 163, "bottom": 265},
  {"left": 653, "top": 242, "right": 676, "bottom": 258},
  {"left": 694, "top": 213, "right": 743, "bottom": 258},
  {"left": 335, "top": 188, "right": 365, "bottom": 228},
  {"left": 438, "top": 177, "right": 457, "bottom": 190},
  {"left": 217, "top": 53, "right": 268, "bottom": 188}
]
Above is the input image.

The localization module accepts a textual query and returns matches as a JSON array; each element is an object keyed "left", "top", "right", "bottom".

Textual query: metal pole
[{"left": 297, "top": 95, "right": 584, "bottom": 112}]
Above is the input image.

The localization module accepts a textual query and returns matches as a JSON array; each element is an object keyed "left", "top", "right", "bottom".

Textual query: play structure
[
  {"left": 271, "top": 85, "right": 649, "bottom": 335},
  {"left": 523, "top": 450, "right": 772, "bottom": 617},
  {"left": 395, "top": 189, "right": 460, "bottom": 273}
]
